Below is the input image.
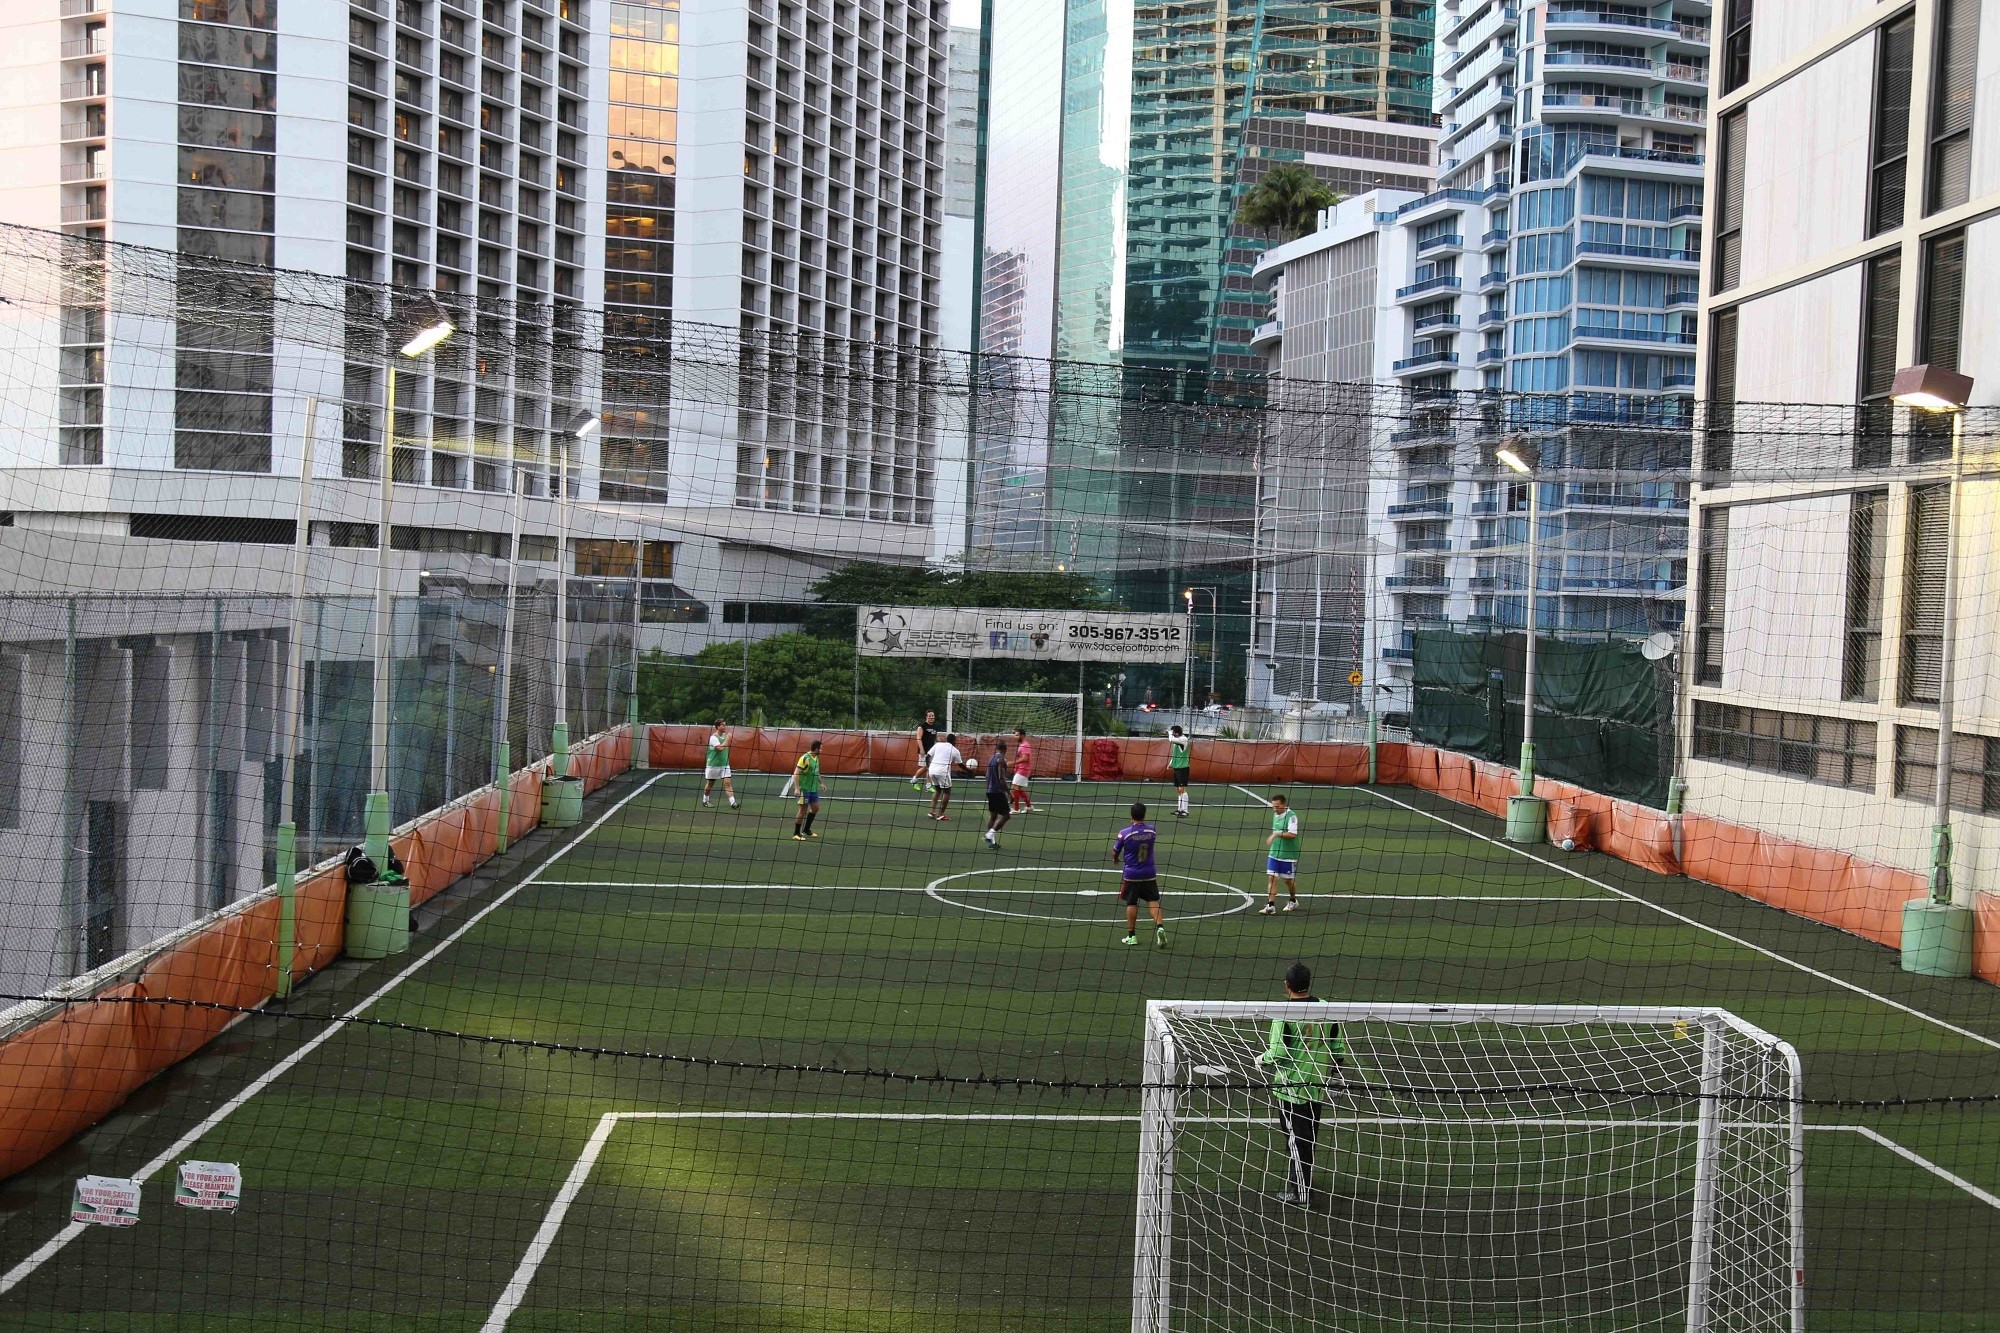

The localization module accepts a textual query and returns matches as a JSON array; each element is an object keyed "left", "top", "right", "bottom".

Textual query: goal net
[
  {"left": 1136, "top": 1002, "right": 1803, "bottom": 1333},
  {"left": 946, "top": 690, "right": 1084, "bottom": 780}
]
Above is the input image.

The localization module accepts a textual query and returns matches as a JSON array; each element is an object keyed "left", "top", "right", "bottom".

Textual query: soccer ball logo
[{"left": 861, "top": 608, "right": 908, "bottom": 652}]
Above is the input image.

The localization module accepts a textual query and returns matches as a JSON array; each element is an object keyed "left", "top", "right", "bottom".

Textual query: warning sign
[
  {"left": 174, "top": 1161, "right": 242, "bottom": 1212},
  {"left": 71, "top": 1175, "right": 141, "bottom": 1227},
  {"left": 1347, "top": 670, "right": 1364, "bottom": 686}
]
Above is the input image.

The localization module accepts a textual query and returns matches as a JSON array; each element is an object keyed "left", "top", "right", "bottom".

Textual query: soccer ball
[
  {"left": 1559, "top": 838, "right": 1577, "bottom": 852},
  {"left": 965, "top": 757, "right": 981, "bottom": 772}
]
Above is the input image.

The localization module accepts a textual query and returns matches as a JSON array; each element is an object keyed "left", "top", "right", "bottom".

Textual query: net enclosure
[
  {"left": 1139, "top": 1002, "right": 1803, "bottom": 1333},
  {"left": 946, "top": 690, "right": 1085, "bottom": 780}
]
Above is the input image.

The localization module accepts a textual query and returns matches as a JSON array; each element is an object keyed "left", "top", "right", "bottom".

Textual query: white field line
[
  {"left": 479, "top": 1109, "right": 2000, "bottom": 1330},
  {"left": 0, "top": 772, "right": 672, "bottom": 1299},
  {"left": 1233, "top": 784, "right": 2000, "bottom": 1056},
  {"left": 539, "top": 878, "right": 1599, "bottom": 903}
]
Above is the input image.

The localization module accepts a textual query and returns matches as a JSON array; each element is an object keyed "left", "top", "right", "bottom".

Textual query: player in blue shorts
[
  {"left": 1260, "top": 793, "right": 1301, "bottom": 914},
  {"left": 1113, "top": 802, "right": 1167, "bottom": 948}
]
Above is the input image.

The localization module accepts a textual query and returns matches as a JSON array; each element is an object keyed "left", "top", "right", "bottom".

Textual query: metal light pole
[
  {"left": 631, "top": 527, "right": 646, "bottom": 771},
  {"left": 541, "top": 409, "right": 599, "bottom": 828},
  {"left": 366, "top": 295, "right": 453, "bottom": 871},
  {"left": 275, "top": 396, "right": 316, "bottom": 997},
  {"left": 1891, "top": 364, "right": 1978, "bottom": 976},
  {"left": 1497, "top": 440, "right": 1546, "bottom": 844},
  {"left": 494, "top": 456, "right": 526, "bottom": 855}
]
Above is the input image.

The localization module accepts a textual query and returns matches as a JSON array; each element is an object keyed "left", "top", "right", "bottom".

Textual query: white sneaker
[
  {"left": 700, "top": 796, "right": 711, "bottom": 806},
  {"left": 1282, "top": 900, "right": 1298, "bottom": 913},
  {"left": 728, "top": 798, "right": 739, "bottom": 809},
  {"left": 1258, "top": 904, "right": 1277, "bottom": 915}
]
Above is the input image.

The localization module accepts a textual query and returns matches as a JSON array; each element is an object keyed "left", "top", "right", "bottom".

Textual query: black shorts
[
  {"left": 1119, "top": 878, "right": 1160, "bottom": 904},
  {"left": 1170, "top": 767, "right": 1191, "bottom": 787},
  {"left": 986, "top": 791, "right": 1010, "bottom": 817}
]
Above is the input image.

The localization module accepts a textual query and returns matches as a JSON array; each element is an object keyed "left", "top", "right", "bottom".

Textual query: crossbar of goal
[
  {"left": 1136, "top": 1000, "right": 1806, "bottom": 1333},
  {"left": 946, "top": 690, "right": 1084, "bottom": 781}
]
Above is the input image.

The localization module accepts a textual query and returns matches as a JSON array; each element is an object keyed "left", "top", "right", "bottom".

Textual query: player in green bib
[
  {"left": 1260, "top": 793, "right": 1301, "bottom": 913},
  {"left": 700, "top": 718, "right": 739, "bottom": 809},
  {"left": 791, "top": 740, "right": 823, "bottom": 840},
  {"left": 1167, "top": 725, "right": 1192, "bottom": 818}
]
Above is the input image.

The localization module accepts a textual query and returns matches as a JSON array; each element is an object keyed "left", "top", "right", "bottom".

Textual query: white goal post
[
  {"left": 1136, "top": 1001, "right": 1804, "bottom": 1333},
  {"left": 945, "top": 691, "right": 1085, "bottom": 781}
]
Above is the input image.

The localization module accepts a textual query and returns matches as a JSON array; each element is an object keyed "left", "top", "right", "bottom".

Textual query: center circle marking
[{"left": 924, "top": 866, "right": 1257, "bottom": 923}]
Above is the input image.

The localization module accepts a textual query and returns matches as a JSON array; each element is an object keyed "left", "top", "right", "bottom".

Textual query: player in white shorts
[
  {"left": 1009, "top": 728, "right": 1036, "bottom": 813},
  {"left": 926, "top": 733, "right": 974, "bottom": 822},
  {"left": 700, "top": 719, "right": 739, "bottom": 808}
]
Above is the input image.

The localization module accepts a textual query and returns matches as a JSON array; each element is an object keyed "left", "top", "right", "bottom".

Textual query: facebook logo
[{"left": 990, "top": 631, "right": 1011, "bottom": 649}]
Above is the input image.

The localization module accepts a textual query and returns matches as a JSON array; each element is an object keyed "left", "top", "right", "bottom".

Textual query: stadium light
[
  {"left": 395, "top": 294, "right": 455, "bottom": 359},
  {"left": 1891, "top": 368, "right": 1978, "bottom": 949},
  {"left": 1495, "top": 445, "right": 1532, "bottom": 474},
  {"left": 563, "top": 408, "right": 601, "bottom": 438}
]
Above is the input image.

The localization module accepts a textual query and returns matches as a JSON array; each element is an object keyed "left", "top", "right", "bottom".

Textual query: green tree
[{"left": 1236, "top": 164, "right": 1339, "bottom": 240}]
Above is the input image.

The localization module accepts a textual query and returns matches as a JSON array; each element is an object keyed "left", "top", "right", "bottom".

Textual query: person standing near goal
[
  {"left": 790, "top": 740, "right": 823, "bottom": 840},
  {"left": 926, "top": 733, "right": 972, "bottom": 822},
  {"left": 1113, "top": 802, "right": 1167, "bottom": 949},
  {"left": 1010, "top": 727, "right": 1035, "bottom": 813},
  {"left": 700, "top": 719, "right": 739, "bottom": 808},
  {"left": 1167, "top": 725, "right": 1192, "bottom": 817},
  {"left": 1254, "top": 961, "right": 1341, "bottom": 1206},
  {"left": 910, "top": 709, "right": 939, "bottom": 792},
  {"left": 1260, "top": 794, "right": 1301, "bottom": 914}
]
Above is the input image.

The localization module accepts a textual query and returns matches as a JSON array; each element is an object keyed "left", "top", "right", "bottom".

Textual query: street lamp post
[
  {"left": 352, "top": 295, "right": 454, "bottom": 960},
  {"left": 1497, "top": 440, "right": 1547, "bottom": 844},
  {"left": 1891, "top": 364, "right": 1978, "bottom": 977},
  {"left": 540, "top": 408, "right": 600, "bottom": 828},
  {"left": 1185, "top": 586, "right": 1219, "bottom": 705}
]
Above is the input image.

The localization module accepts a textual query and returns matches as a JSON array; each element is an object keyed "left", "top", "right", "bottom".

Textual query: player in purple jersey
[{"left": 1112, "top": 802, "right": 1167, "bottom": 948}]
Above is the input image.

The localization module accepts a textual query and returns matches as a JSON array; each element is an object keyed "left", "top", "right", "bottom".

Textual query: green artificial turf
[{"left": 3, "top": 771, "right": 1999, "bottom": 1330}]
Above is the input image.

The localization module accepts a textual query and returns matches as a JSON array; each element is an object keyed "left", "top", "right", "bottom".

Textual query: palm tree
[{"left": 1236, "top": 164, "right": 1339, "bottom": 240}]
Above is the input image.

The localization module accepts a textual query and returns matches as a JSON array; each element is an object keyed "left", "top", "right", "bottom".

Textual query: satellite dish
[{"left": 1640, "top": 631, "right": 1678, "bottom": 662}]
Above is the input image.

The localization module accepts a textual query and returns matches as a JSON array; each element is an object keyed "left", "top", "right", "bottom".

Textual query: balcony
[
  {"left": 1570, "top": 145, "right": 1705, "bottom": 179},
  {"left": 60, "top": 79, "right": 106, "bottom": 101},
  {"left": 1387, "top": 500, "right": 1452, "bottom": 517},
  {"left": 1480, "top": 269, "right": 1508, "bottom": 290},
  {"left": 1417, "top": 232, "right": 1466, "bottom": 254},
  {"left": 1547, "top": 9, "right": 1707, "bottom": 43},
  {"left": 1562, "top": 488, "right": 1689, "bottom": 512},
  {"left": 1386, "top": 575, "right": 1454, "bottom": 591},
  {"left": 1386, "top": 187, "right": 1490, "bottom": 220},
  {"left": 61, "top": 36, "right": 110, "bottom": 59},
  {"left": 1671, "top": 203, "right": 1705, "bottom": 221},
  {"left": 1395, "top": 275, "right": 1463, "bottom": 302},
  {"left": 1573, "top": 241, "right": 1701, "bottom": 267},
  {"left": 1572, "top": 324, "right": 1698, "bottom": 346},
  {"left": 1481, "top": 227, "right": 1509, "bottom": 250},
  {"left": 61, "top": 159, "right": 107, "bottom": 182},
  {"left": 1478, "top": 308, "right": 1506, "bottom": 327},
  {"left": 1250, "top": 319, "right": 1283, "bottom": 349},
  {"left": 1413, "top": 313, "right": 1462, "bottom": 333},
  {"left": 1394, "top": 351, "right": 1461, "bottom": 374},
  {"left": 1477, "top": 348, "right": 1506, "bottom": 364}
]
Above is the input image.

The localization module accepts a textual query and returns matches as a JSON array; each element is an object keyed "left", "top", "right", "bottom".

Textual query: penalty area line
[
  {"left": 0, "top": 771, "right": 673, "bottom": 1301},
  {"left": 479, "top": 1109, "right": 1999, "bottom": 1330}
]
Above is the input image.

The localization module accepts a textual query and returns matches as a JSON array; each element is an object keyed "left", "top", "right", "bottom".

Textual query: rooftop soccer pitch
[{"left": 3, "top": 770, "right": 2000, "bottom": 1330}]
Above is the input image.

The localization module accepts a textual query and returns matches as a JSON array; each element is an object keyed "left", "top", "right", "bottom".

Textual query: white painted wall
[
  {"left": 0, "top": 2, "right": 62, "bottom": 233},
  {"left": 1734, "top": 263, "right": 1863, "bottom": 407},
  {"left": 1738, "top": 36, "right": 1873, "bottom": 291},
  {"left": 1719, "top": 495, "right": 1850, "bottom": 705},
  {"left": 1746, "top": 0, "right": 1882, "bottom": 86}
]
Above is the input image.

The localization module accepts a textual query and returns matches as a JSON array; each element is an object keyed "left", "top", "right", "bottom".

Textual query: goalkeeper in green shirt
[
  {"left": 1255, "top": 962, "right": 1343, "bottom": 1206},
  {"left": 791, "top": 741, "right": 823, "bottom": 840},
  {"left": 1167, "top": 725, "right": 1192, "bottom": 818}
]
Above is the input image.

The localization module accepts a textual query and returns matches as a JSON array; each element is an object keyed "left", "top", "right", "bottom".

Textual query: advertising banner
[{"left": 856, "top": 606, "right": 1189, "bottom": 663}]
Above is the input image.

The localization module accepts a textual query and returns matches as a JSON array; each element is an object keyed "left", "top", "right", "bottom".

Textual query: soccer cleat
[
  {"left": 700, "top": 796, "right": 711, "bottom": 806},
  {"left": 1282, "top": 900, "right": 1298, "bottom": 913},
  {"left": 729, "top": 799, "right": 739, "bottom": 809},
  {"left": 1122, "top": 934, "right": 1138, "bottom": 946},
  {"left": 936, "top": 814, "right": 949, "bottom": 823},
  {"left": 1155, "top": 928, "right": 1167, "bottom": 949},
  {"left": 791, "top": 833, "right": 805, "bottom": 841},
  {"left": 1272, "top": 1190, "right": 1304, "bottom": 1206},
  {"left": 806, "top": 831, "right": 819, "bottom": 839},
  {"left": 1258, "top": 903, "right": 1277, "bottom": 915},
  {"left": 1173, "top": 810, "right": 1187, "bottom": 819}
]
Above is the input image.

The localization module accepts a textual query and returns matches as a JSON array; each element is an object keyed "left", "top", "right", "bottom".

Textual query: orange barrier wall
[{"left": 0, "top": 724, "right": 635, "bottom": 1181}]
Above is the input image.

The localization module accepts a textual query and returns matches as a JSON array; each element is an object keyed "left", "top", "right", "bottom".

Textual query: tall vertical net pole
[
  {"left": 494, "top": 462, "right": 526, "bottom": 855},
  {"left": 366, "top": 362, "right": 396, "bottom": 866},
  {"left": 552, "top": 437, "right": 571, "bottom": 779},
  {"left": 1685, "top": 1017, "right": 1725, "bottom": 1333},
  {"left": 275, "top": 395, "right": 316, "bottom": 998}
]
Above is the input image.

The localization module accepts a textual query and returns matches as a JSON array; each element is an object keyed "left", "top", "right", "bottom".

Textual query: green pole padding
[
  {"left": 1929, "top": 821, "right": 1954, "bottom": 905},
  {"left": 552, "top": 721, "right": 570, "bottom": 779},
  {"left": 347, "top": 790, "right": 409, "bottom": 959},
  {"left": 1667, "top": 775, "right": 1685, "bottom": 816},
  {"left": 541, "top": 722, "right": 582, "bottom": 828},
  {"left": 1517, "top": 739, "right": 1536, "bottom": 796},
  {"left": 1365, "top": 710, "right": 1378, "bottom": 785},
  {"left": 1505, "top": 795, "right": 1547, "bottom": 845},
  {"left": 630, "top": 694, "right": 647, "bottom": 771},
  {"left": 274, "top": 821, "right": 296, "bottom": 999},
  {"left": 1900, "top": 901, "right": 1976, "bottom": 978},
  {"left": 494, "top": 740, "right": 511, "bottom": 856}
]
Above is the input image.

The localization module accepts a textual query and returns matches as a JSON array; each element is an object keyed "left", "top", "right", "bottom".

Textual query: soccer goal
[
  {"left": 946, "top": 690, "right": 1084, "bottom": 780},
  {"left": 1135, "top": 1002, "right": 1804, "bottom": 1333}
]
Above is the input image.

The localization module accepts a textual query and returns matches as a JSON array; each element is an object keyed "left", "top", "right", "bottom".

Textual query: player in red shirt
[{"left": 1010, "top": 728, "right": 1035, "bottom": 813}]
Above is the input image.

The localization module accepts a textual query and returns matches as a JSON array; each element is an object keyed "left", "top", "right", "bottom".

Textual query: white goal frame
[
  {"left": 946, "top": 690, "right": 1085, "bottom": 781},
  {"left": 1135, "top": 1001, "right": 1805, "bottom": 1333}
]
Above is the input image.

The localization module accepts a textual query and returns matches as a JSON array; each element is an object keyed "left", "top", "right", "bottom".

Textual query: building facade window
[
  {"left": 1912, "top": 229, "right": 1967, "bottom": 463},
  {"left": 1721, "top": 0, "right": 1754, "bottom": 94},
  {"left": 1713, "top": 109, "right": 1745, "bottom": 292},
  {"left": 1928, "top": 0, "right": 1982, "bottom": 214},
  {"left": 1843, "top": 490, "right": 1887, "bottom": 702},
  {"left": 1694, "top": 701, "right": 1877, "bottom": 791},
  {"left": 1705, "top": 306, "right": 1738, "bottom": 474},
  {"left": 1895, "top": 727, "right": 2000, "bottom": 812},
  {"left": 1902, "top": 483, "right": 1948, "bottom": 704},
  {"left": 1695, "top": 505, "right": 1728, "bottom": 685},
  {"left": 1855, "top": 251, "right": 1901, "bottom": 466},
  {"left": 1869, "top": 14, "right": 1915, "bottom": 237}
]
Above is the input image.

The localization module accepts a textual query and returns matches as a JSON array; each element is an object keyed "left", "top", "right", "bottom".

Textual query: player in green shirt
[
  {"left": 1254, "top": 962, "right": 1344, "bottom": 1205},
  {"left": 791, "top": 740, "right": 823, "bottom": 840},
  {"left": 1167, "top": 725, "right": 1192, "bottom": 818},
  {"left": 700, "top": 718, "right": 739, "bottom": 809},
  {"left": 1259, "top": 793, "right": 1301, "bottom": 913}
]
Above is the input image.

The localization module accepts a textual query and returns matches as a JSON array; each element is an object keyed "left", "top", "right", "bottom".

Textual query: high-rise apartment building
[{"left": 1688, "top": 0, "right": 2000, "bottom": 890}]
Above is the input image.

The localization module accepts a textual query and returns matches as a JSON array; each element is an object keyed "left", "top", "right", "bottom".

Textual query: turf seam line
[
  {"left": 1333, "top": 784, "right": 2000, "bottom": 1055},
  {"left": 0, "top": 770, "right": 671, "bottom": 1301}
]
